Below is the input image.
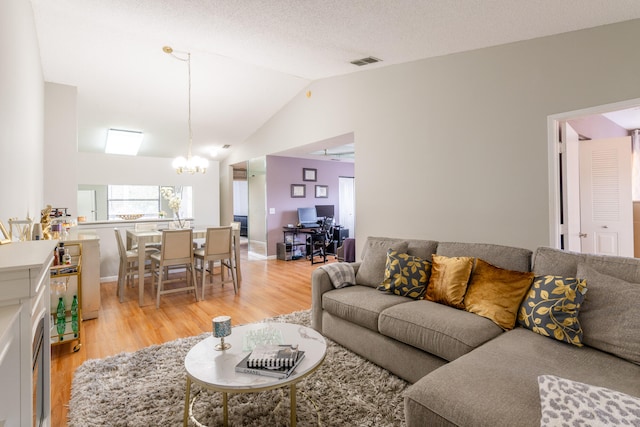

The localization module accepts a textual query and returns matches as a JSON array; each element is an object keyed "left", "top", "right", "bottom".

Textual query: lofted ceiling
[
  {"left": 603, "top": 107, "right": 640, "bottom": 131},
  {"left": 30, "top": 1, "right": 640, "bottom": 163}
]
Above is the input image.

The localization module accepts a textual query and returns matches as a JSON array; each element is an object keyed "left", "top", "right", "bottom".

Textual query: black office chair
[{"left": 308, "top": 217, "right": 334, "bottom": 264}]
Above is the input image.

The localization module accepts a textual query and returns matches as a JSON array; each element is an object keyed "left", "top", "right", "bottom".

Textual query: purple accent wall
[{"left": 266, "top": 155, "right": 354, "bottom": 256}]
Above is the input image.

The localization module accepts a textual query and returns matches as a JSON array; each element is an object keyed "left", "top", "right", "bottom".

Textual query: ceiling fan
[{"left": 309, "top": 146, "right": 355, "bottom": 160}]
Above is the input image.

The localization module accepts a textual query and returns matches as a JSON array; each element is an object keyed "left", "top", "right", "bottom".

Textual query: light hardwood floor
[{"left": 51, "top": 247, "right": 332, "bottom": 426}]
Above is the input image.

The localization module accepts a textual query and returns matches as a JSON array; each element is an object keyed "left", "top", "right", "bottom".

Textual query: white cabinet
[
  {"left": 0, "top": 305, "right": 21, "bottom": 426},
  {"left": 0, "top": 240, "right": 56, "bottom": 427}
]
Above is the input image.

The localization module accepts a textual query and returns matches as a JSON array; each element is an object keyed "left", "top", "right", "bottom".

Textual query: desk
[
  {"left": 281, "top": 227, "right": 327, "bottom": 265},
  {"left": 126, "top": 227, "right": 241, "bottom": 306},
  {"left": 279, "top": 227, "right": 310, "bottom": 261}
]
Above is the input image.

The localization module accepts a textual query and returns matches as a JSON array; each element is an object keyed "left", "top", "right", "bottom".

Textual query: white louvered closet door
[{"left": 579, "top": 137, "right": 633, "bottom": 257}]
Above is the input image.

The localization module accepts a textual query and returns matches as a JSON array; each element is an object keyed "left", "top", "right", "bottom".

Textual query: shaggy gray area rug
[{"left": 69, "top": 310, "right": 409, "bottom": 426}]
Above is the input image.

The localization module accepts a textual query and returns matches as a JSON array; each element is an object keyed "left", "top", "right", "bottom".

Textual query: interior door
[
  {"left": 338, "top": 176, "right": 355, "bottom": 236},
  {"left": 77, "top": 190, "right": 96, "bottom": 221},
  {"left": 579, "top": 137, "right": 633, "bottom": 256},
  {"left": 561, "top": 122, "right": 581, "bottom": 251}
]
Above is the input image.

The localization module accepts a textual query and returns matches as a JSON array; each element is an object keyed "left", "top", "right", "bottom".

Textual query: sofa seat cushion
[
  {"left": 404, "top": 328, "right": 640, "bottom": 427},
  {"left": 379, "top": 300, "right": 503, "bottom": 362},
  {"left": 437, "top": 241, "right": 533, "bottom": 272},
  {"left": 322, "top": 285, "right": 408, "bottom": 332}
]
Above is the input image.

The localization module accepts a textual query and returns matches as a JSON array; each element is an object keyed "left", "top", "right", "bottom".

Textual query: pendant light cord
[
  {"left": 187, "top": 52, "right": 192, "bottom": 159},
  {"left": 164, "top": 45, "right": 208, "bottom": 174}
]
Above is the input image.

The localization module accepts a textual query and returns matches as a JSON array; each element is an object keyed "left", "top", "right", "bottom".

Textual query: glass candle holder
[{"left": 212, "top": 315, "right": 232, "bottom": 350}]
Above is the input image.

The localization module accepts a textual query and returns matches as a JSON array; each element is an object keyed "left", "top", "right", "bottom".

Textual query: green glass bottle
[
  {"left": 56, "top": 297, "right": 66, "bottom": 339},
  {"left": 71, "top": 295, "right": 79, "bottom": 338}
]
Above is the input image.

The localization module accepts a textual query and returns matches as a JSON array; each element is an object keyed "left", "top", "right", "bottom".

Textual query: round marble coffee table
[{"left": 183, "top": 322, "right": 327, "bottom": 426}]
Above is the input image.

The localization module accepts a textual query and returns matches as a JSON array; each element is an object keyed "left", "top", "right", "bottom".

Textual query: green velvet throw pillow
[
  {"left": 518, "top": 275, "right": 588, "bottom": 346},
  {"left": 377, "top": 250, "right": 431, "bottom": 299}
]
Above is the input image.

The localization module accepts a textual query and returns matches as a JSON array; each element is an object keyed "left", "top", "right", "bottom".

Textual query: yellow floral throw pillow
[
  {"left": 377, "top": 250, "right": 432, "bottom": 299},
  {"left": 518, "top": 275, "right": 588, "bottom": 346}
]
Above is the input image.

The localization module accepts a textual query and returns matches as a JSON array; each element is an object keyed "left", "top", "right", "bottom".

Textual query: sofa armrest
[{"left": 311, "top": 262, "right": 361, "bottom": 332}]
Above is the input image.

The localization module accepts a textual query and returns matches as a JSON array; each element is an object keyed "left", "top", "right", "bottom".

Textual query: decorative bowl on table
[{"left": 117, "top": 214, "right": 144, "bottom": 220}]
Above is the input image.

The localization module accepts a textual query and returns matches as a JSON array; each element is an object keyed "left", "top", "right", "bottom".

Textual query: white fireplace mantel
[{"left": 0, "top": 240, "right": 56, "bottom": 426}]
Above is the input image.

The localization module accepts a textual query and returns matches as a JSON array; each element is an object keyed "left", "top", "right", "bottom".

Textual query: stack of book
[{"left": 235, "top": 344, "right": 305, "bottom": 379}]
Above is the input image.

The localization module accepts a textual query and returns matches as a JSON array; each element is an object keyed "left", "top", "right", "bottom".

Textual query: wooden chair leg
[
  {"left": 117, "top": 262, "right": 124, "bottom": 303},
  {"left": 155, "top": 262, "right": 163, "bottom": 308},
  {"left": 230, "top": 258, "right": 238, "bottom": 294},
  {"left": 201, "top": 260, "right": 206, "bottom": 300},
  {"left": 190, "top": 263, "right": 198, "bottom": 301}
]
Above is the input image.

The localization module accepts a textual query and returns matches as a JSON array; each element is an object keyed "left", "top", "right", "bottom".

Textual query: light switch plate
[{"left": 269, "top": 208, "right": 275, "bottom": 214}]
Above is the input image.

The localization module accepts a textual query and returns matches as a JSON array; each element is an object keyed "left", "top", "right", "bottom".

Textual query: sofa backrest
[
  {"left": 533, "top": 247, "right": 640, "bottom": 366},
  {"left": 436, "top": 242, "right": 532, "bottom": 272},
  {"left": 360, "top": 237, "right": 439, "bottom": 262},
  {"left": 533, "top": 246, "right": 640, "bottom": 282},
  {"left": 356, "top": 237, "right": 439, "bottom": 287}
]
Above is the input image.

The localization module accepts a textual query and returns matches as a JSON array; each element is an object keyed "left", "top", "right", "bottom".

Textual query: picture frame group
[
  {"left": 315, "top": 185, "right": 328, "bottom": 198},
  {"left": 291, "top": 184, "right": 306, "bottom": 198},
  {"left": 303, "top": 168, "right": 317, "bottom": 182}
]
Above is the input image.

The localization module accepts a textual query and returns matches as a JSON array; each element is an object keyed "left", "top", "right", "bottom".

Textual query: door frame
[{"left": 547, "top": 97, "right": 640, "bottom": 249}]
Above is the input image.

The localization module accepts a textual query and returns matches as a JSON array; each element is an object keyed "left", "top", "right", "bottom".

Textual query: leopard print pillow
[{"left": 538, "top": 375, "right": 640, "bottom": 426}]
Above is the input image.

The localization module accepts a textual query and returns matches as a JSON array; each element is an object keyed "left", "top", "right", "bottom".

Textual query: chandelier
[{"left": 164, "top": 46, "right": 209, "bottom": 174}]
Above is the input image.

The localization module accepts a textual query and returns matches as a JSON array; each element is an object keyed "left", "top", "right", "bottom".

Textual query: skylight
[{"left": 105, "top": 129, "right": 143, "bottom": 156}]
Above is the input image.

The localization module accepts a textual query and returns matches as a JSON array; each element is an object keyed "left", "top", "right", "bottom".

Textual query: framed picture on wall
[
  {"left": 315, "top": 185, "right": 328, "bottom": 198},
  {"left": 291, "top": 184, "right": 306, "bottom": 198},
  {"left": 303, "top": 168, "right": 317, "bottom": 182}
]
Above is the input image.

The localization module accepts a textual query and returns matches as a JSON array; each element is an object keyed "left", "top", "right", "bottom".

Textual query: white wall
[
  {"left": 43, "top": 83, "right": 222, "bottom": 279},
  {"left": 223, "top": 19, "right": 640, "bottom": 254},
  {"left": 0, "top": 0, "right": 44, "bottom": 223},
  {"left": 73, "top": 154, "right": 221, "bottom": 279},
  {"left": 43, "top": 83, "right": 222, "bottom": 225},
  {"left": 44, "top": 83, "right": 77, "bottom": 212},
  {"left": 74, "top": 152, "right": 220, "bottom": 224}
]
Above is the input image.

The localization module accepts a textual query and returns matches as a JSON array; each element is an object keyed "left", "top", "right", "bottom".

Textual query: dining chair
[
  {"left": 194, "top": 226, "right": 238, "bottom": 299},
  {"left": 150, "top": 229, "right": 198, "bottom": 308},
  {"left": 168, "top": 220, "right": 190, "bottom": 229},
  {"left": 230, "top": 221, "right": 242, "bottom": 283},
  {"left": 134, "top": 222, "right": 157, "bottom": 231},
  {"left": 132, "top": 222, "right": 162, "bottom": 250},
  {"left": 114, "top": 228, "right": 159, "bottom": 303}
]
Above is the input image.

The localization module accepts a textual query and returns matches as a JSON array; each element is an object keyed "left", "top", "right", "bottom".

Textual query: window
[{"left": 106, "top": 185, "right": 192, "bottom": 220}]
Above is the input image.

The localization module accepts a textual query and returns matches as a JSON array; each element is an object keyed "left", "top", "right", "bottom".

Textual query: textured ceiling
[{"left": 30, "top": 0, "right": 640, "bottom": 162}]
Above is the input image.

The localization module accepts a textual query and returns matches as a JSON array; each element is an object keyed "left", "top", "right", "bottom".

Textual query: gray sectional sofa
[{"left": 311, "top": 237, "right": 640, "bottom": 426}]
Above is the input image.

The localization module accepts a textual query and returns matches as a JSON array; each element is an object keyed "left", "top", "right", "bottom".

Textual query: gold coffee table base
[
  {"left": 184, "top": 377, "right": 301, "bottom": 427},
  {"left": 182, "top": 323, "right": 326, "bottom": 427}
]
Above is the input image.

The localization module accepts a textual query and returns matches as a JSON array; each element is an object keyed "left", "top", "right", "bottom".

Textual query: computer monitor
[
  {"left": 315, "top": 205, "right": 334, "bottom": 219},
  {"left": 297, "top": 207, "right": 318, "bottom": 227}
]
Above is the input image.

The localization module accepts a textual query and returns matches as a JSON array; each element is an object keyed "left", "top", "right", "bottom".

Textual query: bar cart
[{"left": 50, "top": 243, "right": 82, "bottom": 352}]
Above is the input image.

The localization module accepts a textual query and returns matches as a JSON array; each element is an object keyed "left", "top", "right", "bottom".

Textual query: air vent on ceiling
[
  {"left": 350, "top": 56, "right": 382, "bottom": 67},
  {"left": 222, "top": 144, "right": 231, "bottom": 149}
]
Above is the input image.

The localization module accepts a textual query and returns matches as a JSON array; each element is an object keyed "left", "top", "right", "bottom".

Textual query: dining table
[{"left": 126, "top": 227, "right": 242, "bottom": 306}]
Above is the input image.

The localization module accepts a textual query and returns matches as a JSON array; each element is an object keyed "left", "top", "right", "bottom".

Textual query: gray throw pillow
[
  {"left": 356, "top": 238, "right": 409, "bottom": 287},
  {"left": 576, "top": 263, "right": 640, "bottom": 365}
]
